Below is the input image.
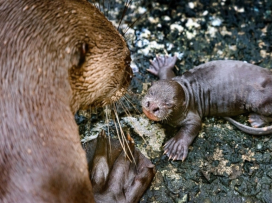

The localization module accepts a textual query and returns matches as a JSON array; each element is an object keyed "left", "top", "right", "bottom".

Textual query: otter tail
[{"left": 224, "top": 117, "right": 272, "bottom": 135}]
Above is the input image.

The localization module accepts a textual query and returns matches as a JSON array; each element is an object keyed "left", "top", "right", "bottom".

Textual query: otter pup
[
  {"left": 142, "top": 55, "right": 272, "bottom": 161},
  {"left": 0, "top": 0, "right": 154, "bottom": 202}
]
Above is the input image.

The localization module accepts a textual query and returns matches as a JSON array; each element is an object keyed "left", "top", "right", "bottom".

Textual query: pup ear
[{"left": 71, "top": 43, "right": 89, "bottom": 68}]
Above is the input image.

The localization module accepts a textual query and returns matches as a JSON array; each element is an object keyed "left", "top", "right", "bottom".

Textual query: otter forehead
[{"left": 146, "top": 80, "right": 181, "bottom": 100}]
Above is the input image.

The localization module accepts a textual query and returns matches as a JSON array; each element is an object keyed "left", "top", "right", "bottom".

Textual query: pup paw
[
  {"left": 248, "top": 113, "right": 269, "bottom": 128},
  {"left": 163, "top": 137, "right": 190, "bottom": 161},
  {"left": 147, "top": 55, "right": 177, "bottom": 76}
]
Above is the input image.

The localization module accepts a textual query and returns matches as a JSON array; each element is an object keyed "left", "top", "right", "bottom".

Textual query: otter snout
[
  {"left": 141, "top": 98, "right": 162, "bottom": 121},
  {"left": 145, "top": 101, "right": 160, "bottom": 114}
]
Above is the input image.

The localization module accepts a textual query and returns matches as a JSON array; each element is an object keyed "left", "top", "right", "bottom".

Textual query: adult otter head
[
  {"left": 65, "top": 1, "right": 133, "bottom": 111},
  {"left": 0, "top": 0, "right": 133, "bottom": 202},
  {"left": 142, "top": 80, "right": 187, "bottom": 121},
  {"left": 0, "top": 0, "right": 132, "bottom": 113}
]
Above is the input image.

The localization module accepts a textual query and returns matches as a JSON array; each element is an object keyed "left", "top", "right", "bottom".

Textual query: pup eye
[
  {"left": 165, "top": 102, "right": 173, "bottom": 108},
  {"left": 148, "top": 91, "right": 154, "bottom": 96}
]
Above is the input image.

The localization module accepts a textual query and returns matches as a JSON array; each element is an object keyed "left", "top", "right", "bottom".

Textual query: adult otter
[
  {"left": 142, "top": 55, "right": 272, "bottom": 161},
  {"left": 0, "top": 0, "right": 154, "bottom": 202}
]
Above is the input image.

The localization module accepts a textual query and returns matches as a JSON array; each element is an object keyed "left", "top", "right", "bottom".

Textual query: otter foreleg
[{"left": 164, "top": 112, "right": 202, "bottom": 161}]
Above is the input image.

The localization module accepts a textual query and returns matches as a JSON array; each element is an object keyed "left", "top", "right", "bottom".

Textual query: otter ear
[{"left": 71, "top": 43, "right": 89, "bottom": 68}]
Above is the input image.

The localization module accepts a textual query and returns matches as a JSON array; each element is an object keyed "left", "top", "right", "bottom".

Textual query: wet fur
[{"left": 0, "top": 0, "right": 137, "bottom": 202}]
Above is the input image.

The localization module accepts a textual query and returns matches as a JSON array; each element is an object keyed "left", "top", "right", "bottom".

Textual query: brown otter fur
[
  {"left": 0, "top": 0, "right": 152, "bottom": 202},
  {"left": 83, "top": 131, "right": 155, "bottom": 203}
]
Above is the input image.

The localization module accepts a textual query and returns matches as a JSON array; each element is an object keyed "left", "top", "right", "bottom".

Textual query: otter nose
[
  {"left": 151, "top": 106, "right": 159, "bottom": 114},
  {"left": 146, "top": 101, "right": 159, "bottom": 114}
]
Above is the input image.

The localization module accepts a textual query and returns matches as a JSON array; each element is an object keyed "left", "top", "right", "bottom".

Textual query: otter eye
[
  {"left": 173, "top": 96, "right": 179, "bottom": 100},
  {"left": 165, "top": 102, "right": 173, "bottom": 108},
  {"left": 71, "top": 43, "right": 89, "bottom": 68},
  {"left": 148, "top": 90, "right": 154, "bottom": 96}
]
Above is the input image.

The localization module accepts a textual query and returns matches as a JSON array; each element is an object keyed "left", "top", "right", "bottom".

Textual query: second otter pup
[{"left": 142, "top": 55, "right": 272, "bottom": 161}]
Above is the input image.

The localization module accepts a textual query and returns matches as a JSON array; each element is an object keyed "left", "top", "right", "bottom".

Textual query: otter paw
[
  {"left": 86, "top": 131, "right": 155, "bottom": 203},
  {"left": 147, "top": 55, "right": 177, "bottom": 76},
  {"left": 248, "top": 113, "right": 269, "bottom": 128},
  {"left": 163, "top": 137, "right": 189, "bottom": 161}
]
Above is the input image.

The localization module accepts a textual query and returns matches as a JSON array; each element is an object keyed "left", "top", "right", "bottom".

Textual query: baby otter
[{"left": 142, "top": 55, "right": 272, "bottom": 161}]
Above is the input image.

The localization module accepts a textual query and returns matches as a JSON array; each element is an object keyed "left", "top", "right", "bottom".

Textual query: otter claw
[
  {"left": 163, "top": 149, "right": 168, "bottom": 155},
  {"left": 163, "top": 137, "right": 191, "bottom": 161}
]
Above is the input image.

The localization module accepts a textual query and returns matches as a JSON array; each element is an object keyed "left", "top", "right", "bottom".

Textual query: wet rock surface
[{"left": 81, "top": 0, "right": 272, "bottom": 202}]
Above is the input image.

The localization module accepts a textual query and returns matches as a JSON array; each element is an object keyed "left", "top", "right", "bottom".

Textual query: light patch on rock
[
  {"left": 234, "top": 6, "right": 245, "bottom": 13},
  {"left": 185, "top": 18, "right": 200, "bottom": 29},
  {"left": 137, "top": 39, "right": 165, "bottom": 55},
  {"left": 138, "top": 47, "right": 150, "bottom": 55},
  {"left": 136, "top": 39, "right": 150, "bottom": 48},
  {"left": 203, "top": 10, "right": 208, "bottom": 16},
  {"left": 229, "top": 45, "right": 237, "bottom": 51},
  {"left": 166, "top": 43, "right": 174, "bottom": 51},
  {"left": 122, "top": 116, "right": 166, "bottom": 152},
  {"left": 142, "top": 82, "right": 151, "bottom": 93},
  {"left": 130, "top": 61, "right": 139, "bottom": 73},
  {"left": 241, "top": 149, "right": 255, "bottom": 162},
  {"left": 217, "top": 50, "right": 223, "bottom": 56},
  {"left": 188, "top": 2, "right": 195, "bottom": 9},
  {"left": 139, "top": 28, "right": 151, "bottom": 38},
  {"left": 149, "top": 17, "right": 160, "bottom": 24},
  {"left": 260, "top": 50, "right": 267, "bottom": 58},
  {"left": 161, "top": 167, "right": 181, "bottom": 181},
  {"left": 81, "top": 122, "right": 106, "bottom": 143},
  {"left": 207, "top": 26, "right": 218, "bottom": 38},
  {"left": 149, "top": 41, "right": 165, "bottom": 49},
  {"left": 185, "top": 30, "right": 197, "bottom": 40},
  {"left": 162, "top": 16, "right": 171, "bottom": 21},
  {"left": 124, "top": 27, "right": 136, "bottom": 45},
  {"left": 174, "top": 52, "right": 184, "bottom": 60},
  {"left": 200, "top": 148, "right": 244, "bottom": 179},
  {"left": 220, "top": 26, "right": 232, "bottom": 36},
  {"left": 225, "top": 122, "right": 234, "bottom": 130},
  {"left": 210, "top": 17, "right": 223, "bottom": 26},
  {"left": 170, "top": 23, "right": 184, "bottom": 33},
  {"left": 137, "top": 6, "right": 147, "bottom": 14}
]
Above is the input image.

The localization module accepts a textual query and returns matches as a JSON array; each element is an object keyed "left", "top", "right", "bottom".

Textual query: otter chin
[{"left": 142, "top": 107, "right": 162, "bottom": 121}]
